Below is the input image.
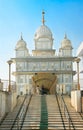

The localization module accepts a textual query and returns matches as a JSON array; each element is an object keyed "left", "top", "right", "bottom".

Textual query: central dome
[
  {"left": 34, "top": 25, "right": 53, "bottom": 40},
  {"left": 34, "top": 11, "right": 53, "bottom": 40}
]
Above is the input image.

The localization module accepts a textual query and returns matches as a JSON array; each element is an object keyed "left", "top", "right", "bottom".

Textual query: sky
[{"left": 0, "top": 0, "right": 83, "bottom": 80}]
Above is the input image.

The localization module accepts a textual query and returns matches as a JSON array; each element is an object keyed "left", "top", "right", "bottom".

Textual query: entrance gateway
[
  {"left": 12, "top": 11, "right": 76, "bottom": 95},
  {"left": 32, "top": 73, "right": 57, "bottom": 94}
]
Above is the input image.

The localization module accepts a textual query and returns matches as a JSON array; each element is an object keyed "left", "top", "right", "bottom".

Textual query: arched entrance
[{"left": 32, "top": 73, "right": 57, "bottom": 94}]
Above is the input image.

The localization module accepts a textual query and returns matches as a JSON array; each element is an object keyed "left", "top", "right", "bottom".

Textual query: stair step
[{"left": 0, "top": 95, "right": 83, "bottom": 130}]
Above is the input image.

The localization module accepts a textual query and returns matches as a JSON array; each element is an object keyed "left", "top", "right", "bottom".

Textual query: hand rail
[
  {"left": 61, "top": 96, "right": 75, "bottom": 130},
  {"left": 56, "top": 94, "right": 66, "bottom": 130},
  {"left": 10, "top": 95, "right": 27, "bottom": 130},
  {"left": 20, "top": 95, "right": 32, "bottom": 130}
]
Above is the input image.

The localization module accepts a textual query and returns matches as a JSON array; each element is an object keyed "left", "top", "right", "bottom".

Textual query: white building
[
  {"left": 11, "top": 11, "right": 76, "bottom": 95},
  {"left": 77, "top": 42, "right": 83, "bottom": 90}
]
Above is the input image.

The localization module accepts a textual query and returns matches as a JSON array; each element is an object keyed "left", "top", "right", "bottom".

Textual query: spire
[
  {"left": 64, "top": 33, "right": 67, "bottom": 39},
  {"left": 21, "top": 32, "right": 23, "bottom": 40},
  {"left": 42, "top": 10, "right": 45, "bottom": 25}
]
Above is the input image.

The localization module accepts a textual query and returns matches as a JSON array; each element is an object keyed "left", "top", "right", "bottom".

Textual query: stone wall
[
  {"left": 0, "top": 88, "right": 17, "bottom": 120},
  {"left": 6, "top": 91, "right": 17, "bottom": 112},
  {"left": 0, "top": 91, "right": 6, "bottom": 120}
]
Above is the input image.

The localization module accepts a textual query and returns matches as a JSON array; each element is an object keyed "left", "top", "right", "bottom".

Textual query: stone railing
[{"left": 0, "top": 79, "right": 16, "bottom": 92}]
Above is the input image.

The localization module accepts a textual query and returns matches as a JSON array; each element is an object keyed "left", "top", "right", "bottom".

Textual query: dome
[
  {"left": 34, "top": 25, "right": 53, "bottom": 40},
  {"left": 15, "top": 35, "right": 27, "bottom": 50},
  {"left": 34, "top": 11, "right": 53, "bottom": 40},
  {"left": 61, "top": 34, "right": 72, "bottom": 48}
]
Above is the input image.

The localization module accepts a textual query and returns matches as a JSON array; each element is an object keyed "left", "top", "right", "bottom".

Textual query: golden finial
[{"left": 42, "top": 10, "right": 45, "bottom": 25}]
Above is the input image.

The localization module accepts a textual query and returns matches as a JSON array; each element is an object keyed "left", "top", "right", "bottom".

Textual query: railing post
[
  {"left": 64, "top": 104, "right": 65, "bottom": 117},
  {"left": 17, "top": 117, "right": 20, "bottom": 130},
  {"left": 69, "top": 117, "right": 71, "bottom": 130}
]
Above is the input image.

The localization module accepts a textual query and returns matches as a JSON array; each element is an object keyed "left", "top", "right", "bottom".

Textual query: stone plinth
[{"left": 71, "top": 90, "right": 81, "bottom": 112}]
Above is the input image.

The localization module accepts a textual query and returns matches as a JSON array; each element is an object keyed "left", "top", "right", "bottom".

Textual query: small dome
[
  {"left": 15, "top": 35, "right": 27, "bottom": 50},
  {"left": 61, "top": 34, "right": 72, "bottom": 48},
  {"left": 34, "top": 25, "right": 53, "bottom": 40}
]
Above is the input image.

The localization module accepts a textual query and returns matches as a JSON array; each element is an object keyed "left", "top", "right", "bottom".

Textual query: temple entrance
[
  {"left": 32, "top": 73, "right": 57, "bottom": 94},
  {"left": 39, "top": 85, "right": 49, "bottom": 95}
]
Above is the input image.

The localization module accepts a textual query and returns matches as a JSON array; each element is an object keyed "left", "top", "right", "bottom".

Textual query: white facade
[{"left": 11, "top": 12, "right": 76, "bottom": 95}]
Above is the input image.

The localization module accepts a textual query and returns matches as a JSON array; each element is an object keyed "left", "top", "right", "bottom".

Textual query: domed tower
[
  {"left": 59, "top": 34, "right": 73, "bottom": 56},
  {"left": 32, "top": 11, "right": 55, "bottom": 56},
  {"left": 15, "top": 34, "right": 29, "bottom": 57}
]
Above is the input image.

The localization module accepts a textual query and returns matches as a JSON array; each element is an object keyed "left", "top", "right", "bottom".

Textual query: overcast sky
[{"left": 0, "top": 0, "right": 83, "bottom": 80}]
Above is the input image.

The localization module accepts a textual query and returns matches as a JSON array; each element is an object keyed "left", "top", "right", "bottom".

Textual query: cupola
[
  {"left": 61, "top": 34, "right": 73, "bottom": 49},
  {"left": 15, "top": 34, "right": 27, "bottom": 50}
]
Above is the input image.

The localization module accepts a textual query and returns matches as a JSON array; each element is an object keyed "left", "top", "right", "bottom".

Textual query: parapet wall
[{"left": 0, "top": 90, "right": 17, "bottom": 120}]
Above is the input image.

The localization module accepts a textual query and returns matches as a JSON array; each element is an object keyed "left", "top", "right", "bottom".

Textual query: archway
[{"left": 32, "top": 73, "right": 57, "bottom": 94}]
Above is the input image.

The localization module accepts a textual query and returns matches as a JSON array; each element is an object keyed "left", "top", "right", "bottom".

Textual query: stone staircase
[
  {"left": 22, "top": 95, "right": 66, "bottom": 130},
  {"left": 0, "top": 96, "right": 25, "bottom": 130},
  {"left": 0, "top": 95, "right": 83, "bottom": 130},
  {"left": 22, "top": 95, "right": 41, "bottom": 130},
  {"left": 63, "top": 95, "right": 83, "bottom": 130},
  {"left": 45, "top": 95, "right": 65, "bottom": 130}
]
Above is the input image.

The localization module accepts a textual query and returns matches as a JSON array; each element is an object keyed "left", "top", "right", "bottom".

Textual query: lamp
[
  {"left": 74, "top": 58, "right": 81, "bottom": 90},
  {"left": 7, "top": 60, "right": 13, "bottom": 92}
]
